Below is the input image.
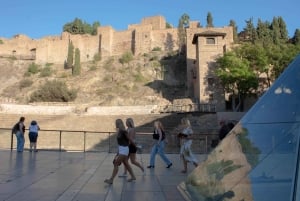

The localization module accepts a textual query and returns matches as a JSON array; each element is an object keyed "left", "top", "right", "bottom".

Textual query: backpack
[{"left": 12, "top": 122, "right": 19, "bottom": 134}]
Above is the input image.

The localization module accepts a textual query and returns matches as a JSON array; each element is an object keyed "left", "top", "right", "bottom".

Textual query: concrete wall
[{"left": 0, "top": 103, "right": 158, "bottom": 115}]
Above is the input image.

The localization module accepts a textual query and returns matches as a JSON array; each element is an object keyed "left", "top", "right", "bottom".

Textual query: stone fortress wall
[
  {"left": 0, "top": 15, "right": 231, "bottom": 65},
  {"left": 0, "top": 16, "right": 179, "bottom": 64}
]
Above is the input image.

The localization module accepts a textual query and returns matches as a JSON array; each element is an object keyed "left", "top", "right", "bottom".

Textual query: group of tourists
[
  {"left": 12, "top": 116, "right": 200, "bottom": 185},
  {"left": 104, "top": 117, "right": 199, "bottom": 185},
  {"left": 12, "top": 116, "right": 40, "bottom": 152}
]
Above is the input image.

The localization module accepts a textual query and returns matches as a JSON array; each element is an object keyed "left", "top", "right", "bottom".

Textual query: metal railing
[{"left": 0, "top": 128, "right": 219, "bottom": 154}]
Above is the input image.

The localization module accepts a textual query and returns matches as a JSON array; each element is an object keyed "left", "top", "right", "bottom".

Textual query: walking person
[
  {"left": 28, "top": 120, "right": 40, "bottom": 152},
  {"left": 104, "top": 119, "right": 136, "bottom": 184},
  {"left": 177, "top": 117, "right": 198, "bottom": 173},
  {"left": 119, "top": 118, "right": 144, "bottom": 177},
  {"left": 13, "top": 117, "right": 26, "bottom": 152},
  {"left": 147, "top": 120, "right": 172, "bottom": 169}
]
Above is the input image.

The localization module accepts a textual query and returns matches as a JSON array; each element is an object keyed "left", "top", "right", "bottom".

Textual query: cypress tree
[
  {"left": 293, "top": 29, "right": 300, "bottom": 45},
  {"left": 73, "top": 48, "right": 81, "bottom": 76},
  {"left": 206, "top": 12, "right": 214, "bottom": 27},
  {"left": 66, "top": 40, "right": 74, "bottom": 69},
  {"left": 229, "top": 20, "right": 238, "bottom": 43}
]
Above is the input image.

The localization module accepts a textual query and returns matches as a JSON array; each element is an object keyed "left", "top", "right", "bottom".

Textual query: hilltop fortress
[
  {"left": 0, "top": 15, "right": 234, "bottom": 111},
  {"left": 0, "top": 16, "right": 180, "bottom": 63}
]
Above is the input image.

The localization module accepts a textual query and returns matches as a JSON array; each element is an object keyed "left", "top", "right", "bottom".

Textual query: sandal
[
  {"left": 127, "top": 178, "right": 136, "bottom": 182},
  {"left": 118, "top": 173, "right": 127, "bottom": 178},
  {"left": 104, "top": 179, "right": 113, "bottom": 184}
]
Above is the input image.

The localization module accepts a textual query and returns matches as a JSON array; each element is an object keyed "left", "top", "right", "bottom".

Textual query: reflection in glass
[{"left": 178, "top": 55, "right": 300, "bottom": 201}]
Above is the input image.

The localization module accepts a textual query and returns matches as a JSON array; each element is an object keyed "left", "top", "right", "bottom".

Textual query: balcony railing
[{"left": 0, "top": 128, "right": 219, "bottom": 154}]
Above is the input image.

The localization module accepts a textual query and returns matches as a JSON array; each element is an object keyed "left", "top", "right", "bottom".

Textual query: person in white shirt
[{"left": 28, "top": 120, "right": 40, "bottom": 152}]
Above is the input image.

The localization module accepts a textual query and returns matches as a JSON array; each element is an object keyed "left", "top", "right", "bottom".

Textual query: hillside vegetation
[{"left": 0, "top": 50, "right": 187, "bottom": 106}]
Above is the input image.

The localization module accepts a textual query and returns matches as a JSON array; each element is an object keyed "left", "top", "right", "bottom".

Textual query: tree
[
  {"left": 236, "top": 43, "right": 271, "bottom": 88},
  {"left": 66, "top": 40, "right": 74, "bottom": 69},
  {"left": 206, "top": 12, "right": 214, "bottom": 28},
  {"left": 292, "top": 29, "right": 300, "bottom": 45},
  {"left": 229, "top": 20, "right": 238, "bottom": 43},
  {"left": 244, "top": 18, "right": 257, "bottom": 43},
  {"left": 271, "top": 17, "right": 281, "bottom": 44},
  {"left": 177, "top": 13, "right": 190, "bottom": 54},
  {"left": 63, "top": 18, "right": 100, "bottom": 35},
  {"left": 216, "top": 52, "right": 258, "bottom": 111},
  {"left": 72, "top": 48, "right": 81, "bottom": 76},
  {"left": 166, "top": 22, "right": 172, "bottom": 29},
  {"left": 277, "top": 16, "right": 288, "bottom": 41},
  {"left": 256, "top": 19, "right": 272, "bottom": 46},
  {"left": 92, "top": 21, "right": 100, "bottom": 35}
]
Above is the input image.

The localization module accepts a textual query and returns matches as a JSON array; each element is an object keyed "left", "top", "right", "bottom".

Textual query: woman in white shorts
[{"left": 104, "top": 119, "right": 136, "bottom": 184}]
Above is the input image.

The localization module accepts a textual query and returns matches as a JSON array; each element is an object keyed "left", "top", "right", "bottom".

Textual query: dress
[{"left": 179, "top": 127, "right": 198, "bottom": 164}]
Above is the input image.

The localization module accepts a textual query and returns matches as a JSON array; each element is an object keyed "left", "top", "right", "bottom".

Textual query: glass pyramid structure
[{"left": 178, "top": 55, "right": 300, "bottom": 201}]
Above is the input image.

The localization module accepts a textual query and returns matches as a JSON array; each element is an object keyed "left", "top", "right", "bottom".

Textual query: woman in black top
[
  {"left": 119, "top": 118, "right": 144, "bottom": 177},
  {"left": 104, "top": 119, "right": 136, "bottom": 184}
]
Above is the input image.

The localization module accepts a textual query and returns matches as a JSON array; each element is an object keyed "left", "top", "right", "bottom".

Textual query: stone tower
[{"left": 186, "top": 24, "right": 234, "bottom": 111}]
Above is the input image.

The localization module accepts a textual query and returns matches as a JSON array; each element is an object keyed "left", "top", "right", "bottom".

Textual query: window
[
  {"left": 207, "top": 77, "right": 215, "bottom": 86},
  {"left": 209, "top": 93, "right": 214, "bottom": 101},
  {"left": 206, "top": 37, "right": 215, "bottom": 44}
]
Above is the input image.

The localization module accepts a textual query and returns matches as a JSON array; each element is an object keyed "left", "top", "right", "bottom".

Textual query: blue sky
[{"left": 0, "top": 0, "right": 299, "bottom": 39}]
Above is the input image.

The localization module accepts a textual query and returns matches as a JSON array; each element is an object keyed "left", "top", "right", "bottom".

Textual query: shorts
[
  {"left": 29, "top": 132, "right": 38, "bottom": 142},
  {"left": 129, "top": 144, "right": 137, "bottom": 153},
  {"left": 118, "top": 145, "right": 129, "bottom": 156}
]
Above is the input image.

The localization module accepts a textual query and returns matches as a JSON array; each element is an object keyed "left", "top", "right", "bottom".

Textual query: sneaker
[
  {"left": 166, "top": 163, "right": 173, "bottom": 168},
  {"left": 104, "top": 179, "right": 113, "bottom": 184},
  {"left": 147, "top": 165, "right": 154, "bottom": 168},
  {"left": 181, "top": 170, "right": 187, "bottom": 173}
]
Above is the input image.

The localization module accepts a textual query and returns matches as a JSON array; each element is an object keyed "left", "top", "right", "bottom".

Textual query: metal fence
[{"left": 0, "top": 128, "right": 219, "bottom": 154}]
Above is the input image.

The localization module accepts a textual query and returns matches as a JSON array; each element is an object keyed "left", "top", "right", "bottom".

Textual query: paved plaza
[{"left": 0, "top": 150, "right": 207, "bottom": 201}]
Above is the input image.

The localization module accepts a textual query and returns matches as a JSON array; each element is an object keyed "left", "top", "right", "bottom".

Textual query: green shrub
[
  {"left": 27, "top": 63, "right": 39, "bottom": 74},
  {"left": 134, "top": 73, "right": 146, "bottom": 82},
  {"left": 152, "top": 47, "right": 161, "bottom": 51},
  {"left": 19, "top": 79, "right": 33, "bottom": 89},
  {"left": 9, "top": 56, "right": 17, "bottom": 60},
  {"left": 39, "top": 66, "right": 52, "bottom": 77},
  {"left": 89, "top": 65, "right": 97, "bottom": 71},
  {"left": 119, "top": 51, "right": 133, "bottom": 66},
  {"left": 29, "top": 80, "right": 77, "bottom": 102},
  {"left": 93, "top": 52, "right": 101, "bottom": 62},
  {"left": 45, "top": 63, "right": 54, "bottom": 67},
  {"left": 103, "top": 57, "right": 114, "bottom": 70},
  {"left": 150, "top": 55, "right": 159, "bottom": 61}
]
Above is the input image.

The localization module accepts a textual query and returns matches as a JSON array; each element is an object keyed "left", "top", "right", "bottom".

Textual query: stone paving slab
[{"left": 0, "top": 150, "right": 207, "bottom": 201}]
